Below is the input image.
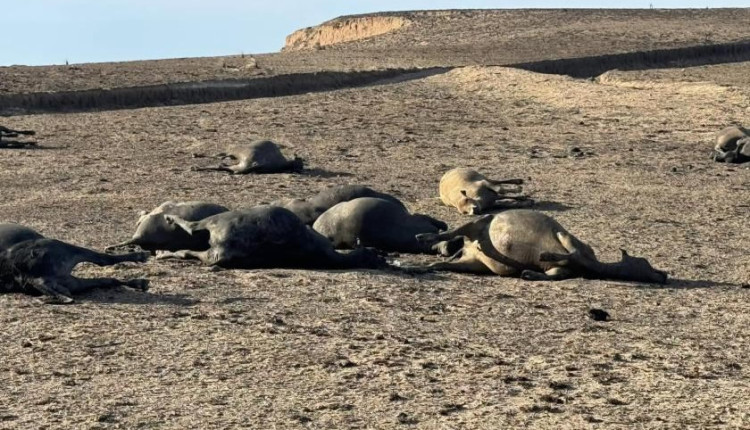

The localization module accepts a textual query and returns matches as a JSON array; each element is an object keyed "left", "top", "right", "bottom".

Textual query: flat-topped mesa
[{"left": 283, "top": 15, "right": 411, "bottom": 51}]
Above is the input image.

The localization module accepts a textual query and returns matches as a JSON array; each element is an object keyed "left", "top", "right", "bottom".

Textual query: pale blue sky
[{"left": 1, "top": 1, "right": 747, "bottom": 66}]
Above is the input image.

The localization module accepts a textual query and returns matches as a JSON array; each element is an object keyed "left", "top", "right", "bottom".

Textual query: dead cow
[
  {"left": 313, "top": 197, "right": 463, "bottom": 255},
  {"left": 440, "top": 168, "right": 531, "bottom": 215},
  {"left": 414, "top": 209, "right": 667, "bottom": 284},
  {"left": 193, "top": 140, "right": 303, "bottom": 174},
  {"left": 273, "top": 184, "right": 406, "bottom": 225},
  {"left": 1, "top": 237, "right": 150, "bottom": 304},
  {"left": 0, "top": 223, "right": 44, "bottom": 251},
  {"left": 156, "top": 206, "right": 385, "bottom": 270},
  {"left": 107, "top": 201, "right": 229, "bottom": 252},
  {"left": 0, "top": 125, "right": 36, "bottom": 148},
  {"left": 713, "top": 126, "right": 750, "bottom": 163}
]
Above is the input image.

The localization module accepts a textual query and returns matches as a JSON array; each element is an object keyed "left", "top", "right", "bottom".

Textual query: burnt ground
[{"left": 0, "top": 59, "right": 749, "bottom": 428}]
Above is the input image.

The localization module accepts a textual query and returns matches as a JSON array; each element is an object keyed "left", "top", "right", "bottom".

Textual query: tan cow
[
  {"left": 193, "top": 140, "right": 303, "bottom": 174},
  {"left": 439, "top": 168, "right": 531, "bottom": 215},
  {"left": 413, "top": 209, "right": 667, "bottom": 284}
]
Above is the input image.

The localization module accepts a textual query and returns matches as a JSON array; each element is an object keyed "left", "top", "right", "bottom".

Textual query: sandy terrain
[
  {"left": 1, "top": 59, "right": 748, "bottom": 428},
  {"left": 1, "top": 8, "right": 750, "bottom": 430}
]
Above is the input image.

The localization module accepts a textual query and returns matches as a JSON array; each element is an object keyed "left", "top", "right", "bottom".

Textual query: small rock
[
  {"left": 439, "top": 404, "right": 466, "bottom": 415},
  {"left": 588, "top": 308, "right": 610, "bottom": 322},
  {"left": 549, "top": 381, "right": 575, "bottom": 390},
  {"left": 38, "top": 334, "right": 56, "bottom": 342},
  {"left": 397, "top": 412, "right": 419, "bottom": 424},
  {"left": 291, "top": 414, "right": 312, "bottom": 424},
  {"left": 390, "top": 393, "right": 408, "bottom": 402},
  {"left": 585, "top": 415, "right": 605, "bottom": 423},
  {"left": 97, "top": 413, "right": 117, "bottom": 423}
]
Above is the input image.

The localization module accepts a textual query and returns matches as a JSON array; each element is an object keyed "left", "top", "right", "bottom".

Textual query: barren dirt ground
[
  {"left": 2, "top": 9, "right": 749, "bottom": 94},
  {"left": 1, "top": 61, "right": 749, "bottom": 429}
]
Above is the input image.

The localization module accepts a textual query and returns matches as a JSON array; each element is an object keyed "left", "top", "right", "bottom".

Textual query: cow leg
[
  {"left": 425, "top": 257, "right": 494, "bottom": 274},
  {"left": 28, "top": 277, "right": 75, "bottom": 304},
  {"left": 163, "top": 214, "right": 202, "bottom": 236},
  {"left": 65, "top": 245, "right": 149, "bottom": 267},
  {"left": 192, "top": 164, "right": 234, "bottom": 173},
  {"left": 416, "top": 214, "right": 493, "bottom": 243},
  {"left": 491, "top": 198, "right": 534, "bottom": 209},
  {"left": 412, "top": 214, "right": 448, "bottom": 231},
  {"left": 484, "top": 178, "right": 523, "bottom": 193},
  {"left": 488, "top": 178, "right": 524, "bottom": 185},
  {"left": 104, "top": 238, "right": 139, "bottom": 253},
  {"left": 497, "top": 194, "right": 530, "bottom": 201},
  {"left": 491, "top": 184, "right": 524, "bottom": 194},
  {"left": 281, "top": 157, "right": 304, "bottom": 173},
  {"left": 471, "top": 250, "right": 519, "bottom": 276},
  {"left": 155, "top": 249, "right": 215, "bottom": 265},
  {"left": 521, "top": 267, "right": 575, "bottom": 281},
  {"left": 430, "top": 237, "right": 464, "bottom": 256}
]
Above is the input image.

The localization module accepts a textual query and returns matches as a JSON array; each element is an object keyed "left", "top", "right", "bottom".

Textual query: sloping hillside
[{"left": 2, "top": 9, "right": 749, "bottom": 95}]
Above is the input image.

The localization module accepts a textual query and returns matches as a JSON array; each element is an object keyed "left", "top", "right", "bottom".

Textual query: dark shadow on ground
[
  {"left": 635, "top": 277, "right": 742, "bottom": 289},
  {"left": 531, "top": 200, "right": 573, "bottom": 212},
  {"left": 0, "top": 141, "right": 38, "bottom": 149},
  {"left": 513, "top": 40, "right": 750, "bottom": 78},
  {"left": 480, "top": 200, "right": 572, "bottom": 214},
  {"left": 81, "top": 289, "right": 200, "bottom": 306},
  {"left": 0, "top": 143, "right": 67, "bottom": 150},
  {"left": 301, "top": 168, "right": 354, "bottom": 178}
]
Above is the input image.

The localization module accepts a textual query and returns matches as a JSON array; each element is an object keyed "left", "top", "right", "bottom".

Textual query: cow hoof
[
  {"left": 127, "top": 279, "right": 149, "bottom": 291},
  {"left": 38, "top": 295, "right": 75, "bottom": 305},
  {"left": 521, "top": 270, "right": 548, "bottom": 281}
]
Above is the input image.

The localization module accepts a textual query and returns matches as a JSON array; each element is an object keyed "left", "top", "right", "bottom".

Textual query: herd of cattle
[{"left": 0, "top": 124, "right": 747, "bottom": 303}]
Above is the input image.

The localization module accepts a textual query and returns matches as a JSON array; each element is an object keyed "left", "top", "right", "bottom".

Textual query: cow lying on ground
[
  {"left": 1, "top": 225, "right": 149, "bottom": 303},
  {"left": 413, "top": 209, "right": 667, "bottom": 284},
  {"left": 0, "top": 223, "right": 44, "bottom": 251},
  {"left": 193, "top": 140, "right": 303, "bottom": 174},
  {"left": 0, "top": 126, "right": 36, "bottom": 148},
  {"left": 713, "top": 126, "right": 750, "bottom": 164},
  {"left": 273, "top": 184, "right": 406, "bottom": 225},
  {"left": 107, "top": 201, "right": 229, "bottom": 252},
  {"left": 155, "top": 206, "right": 385, "bottom": 270},
  {"left": 313, "top": 197, "right": 462, "bottom": 255},
  {"left": 439, "top": 168, "right": 531, "bottom": 215}
]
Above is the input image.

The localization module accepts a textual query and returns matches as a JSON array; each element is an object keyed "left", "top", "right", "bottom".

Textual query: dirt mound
[{"left": 283, "top": 16, "right": 410, "bottom": 51}]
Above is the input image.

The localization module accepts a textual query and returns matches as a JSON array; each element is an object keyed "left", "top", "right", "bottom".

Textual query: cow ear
[{"left": 460, "top": 189, "right": 468, "bottom": 197}]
